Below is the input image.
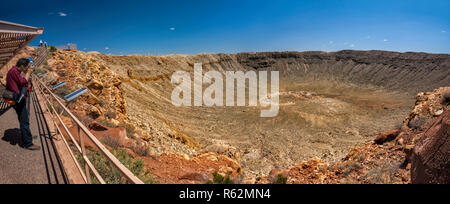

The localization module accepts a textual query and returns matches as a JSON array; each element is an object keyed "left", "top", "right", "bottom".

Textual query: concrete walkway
[{"left": 0, "top": 90, "right": 67, "bottom": 184}]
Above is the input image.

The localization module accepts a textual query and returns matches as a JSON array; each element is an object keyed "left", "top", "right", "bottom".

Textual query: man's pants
[{"left": 13, "top": 99, "right": 33, "bottom": 148}]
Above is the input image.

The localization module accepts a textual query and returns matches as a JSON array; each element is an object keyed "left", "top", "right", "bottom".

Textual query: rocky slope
[
  {"left": 235, "top": 51, "right": 449, "bottom": 94},
  {"left": 39, "top": 49, "right": 449, "bottom": 183},
  {"left": 252, "top": 87, "right": 449, "bottom": 184}
]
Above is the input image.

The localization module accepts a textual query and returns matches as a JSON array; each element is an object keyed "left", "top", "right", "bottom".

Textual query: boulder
[
  {"left": 408, "top": 116, "right": 429, "bottom": 129},
  {"left": 88, "top": 121, "right": 129, "bottom": 148},
  {"left": 87, "top": 79, "right": 104, "bottom": 95},
  {"left": 286, "top": 158, "right": 333, "bottom": 184},
  {"left": 87, "top": 105, "right": 101, "bottom": 119},
  {"left": 411, "top": 110, "right": 449, "bottom": 184},
  {"left": 88, "top": 79, "right": 103, "bottom": 90},
  {"left": 242, "top": 177, "right": 257, "bottom": 184},
  {"left": 86, "top": 93, "right": 99, "bottom": 105},
  {"left": 179, "top": 172, "right": 210, "bottom": 183},
  {"left": 141, "top": 153, "right": 241, "bottom": 184},
  {"left": 374, "top": 129, "right": 400, "bottom": 144},
  {"left": 109, "top": 119, "right": 120, "bottom": 126},
  {"left": 88, "top": 122, "right": 108, "bottom": 131},
  {"left": 60, "top": 115, "right": 74, "bottom": 128},
  {"left": 203, "top": 144, "right": 238, "bottom": 159}
]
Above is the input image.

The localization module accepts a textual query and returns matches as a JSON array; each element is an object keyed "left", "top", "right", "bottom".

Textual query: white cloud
[
  {"left": 442, "top": 30, "right": 447, "bottom": 33},
  {"left": 383, "top": 39, "right": 389, "bottom": 42},
  {"left": 170, "top": 27, "right": 175, "bottom": 31},
  {"left": 329, "top": 41, "right": 334, "bottom": 44},
  {"left": 58, "top": 12, "right": 67, "bottom": 17},
  {"left": 349, "top": 44, "right": 355, "bottom": 48},
  {"left": 105, "top": 47, "right": 109, "bottom": 50}
]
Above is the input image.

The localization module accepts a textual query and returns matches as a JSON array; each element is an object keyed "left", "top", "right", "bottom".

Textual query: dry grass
[
  {"left": 130, "top": 141, "right": 151, "bottom": 157},
  {"left": 101, "top": 134, "right": 123, "bottom": 149},
  {"left": 362, "top": 162, "right": 401, "bottom": 184},
  {"left": 339, "top": 162, "right": 362, "bottom": 177}
]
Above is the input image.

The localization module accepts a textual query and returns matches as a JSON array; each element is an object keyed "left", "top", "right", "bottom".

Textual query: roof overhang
[{"left": 0, "top": 20, "right": 44, "bottom": 69}]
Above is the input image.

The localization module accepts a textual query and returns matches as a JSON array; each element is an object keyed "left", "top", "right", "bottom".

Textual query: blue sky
[{"left": 1, "top": 0, "right": 449, "bottom": 55}]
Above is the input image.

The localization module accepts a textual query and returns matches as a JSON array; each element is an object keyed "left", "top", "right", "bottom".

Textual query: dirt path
[{"left": 0, "top": 91, "right": 67, "bottom": 184}]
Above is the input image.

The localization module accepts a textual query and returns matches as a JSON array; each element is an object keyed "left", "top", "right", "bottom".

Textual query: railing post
[{"left": 78, "top": 126, "right": 91, "bottom": 184}]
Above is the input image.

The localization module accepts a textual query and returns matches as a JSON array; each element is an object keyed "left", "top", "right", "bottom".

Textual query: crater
[{"left": 100, "top": 50, "right": 449, "bottom": 177}]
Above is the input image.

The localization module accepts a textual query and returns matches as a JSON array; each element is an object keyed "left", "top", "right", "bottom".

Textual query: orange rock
[
  {"left": 242, "top": 177, "right": 256, "bottom": 184},
  {"left": 286, "top": 158, "right": 337, "bottom": 184},
  {"left": 411, "top": 110, "right": 449, "bottom": 184},
  {"left": 59, "top": 121, "right": 129, "bottom": 150},
  {"left": 141, "top": 153, "right": 241, "bottom": 184},
  {"left": 374, "top": 129, "right": 400, "bottom": 144}
]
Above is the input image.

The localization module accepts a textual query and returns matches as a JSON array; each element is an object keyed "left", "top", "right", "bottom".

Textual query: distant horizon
[
  {"left": 4, "top": 0, "right": 448, "bottom": 55},
  {"left": 35, "top": 46, "right": 450, "bottom": 56}
]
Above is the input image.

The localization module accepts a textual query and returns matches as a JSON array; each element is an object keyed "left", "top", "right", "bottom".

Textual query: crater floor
[{"left": 124, "top": 77, "right": 413, "bottom": 177}]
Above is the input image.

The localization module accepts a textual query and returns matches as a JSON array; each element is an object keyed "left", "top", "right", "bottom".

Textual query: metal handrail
[
  {"left": 32, "top": 75, "right": 144, "bottom": 184},
  {"left": 33, "top": 46, "right": 48, "bottom": 68}
]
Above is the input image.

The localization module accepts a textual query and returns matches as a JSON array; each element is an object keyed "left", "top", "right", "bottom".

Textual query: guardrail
[
  {"left": 33, "top": 46, "right": 48, "bottom": 68},
  {"left": 32, "top": 75, "right": 144, "bottom": 184}
]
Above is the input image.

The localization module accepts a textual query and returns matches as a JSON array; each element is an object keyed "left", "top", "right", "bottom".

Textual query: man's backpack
[{"left": 1, "top": 83, "right": 16, "bottom": 105}]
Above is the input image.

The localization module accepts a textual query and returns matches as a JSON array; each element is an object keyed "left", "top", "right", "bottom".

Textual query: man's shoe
[{"left": 25, "top": 145, "right": 40, "bottom": 151}]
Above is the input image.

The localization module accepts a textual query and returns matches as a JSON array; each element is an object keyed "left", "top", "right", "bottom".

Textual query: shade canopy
[{"left": 0, "top": 20, "right": 43, "bottom": 69}]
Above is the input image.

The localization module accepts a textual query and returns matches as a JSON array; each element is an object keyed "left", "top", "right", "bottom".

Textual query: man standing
[{"left": 6, "top": 58, "right": 40, "bottom": 150}]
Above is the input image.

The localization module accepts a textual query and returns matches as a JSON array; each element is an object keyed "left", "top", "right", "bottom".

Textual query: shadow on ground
[{"left": 2, "top": 128, "right": 23, "bottom": 147}]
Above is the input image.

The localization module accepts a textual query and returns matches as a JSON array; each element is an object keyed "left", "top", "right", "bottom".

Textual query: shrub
[
  {"left": 52, "top": 104, "right": 69, "bottom": 117},
  {"left": 47, "top": 66, "right": 54, "bottom": 72},
  {"left": 105, "top": 111, "right": 117, "bottom": 119},
  {"left": 46, "top": 103, "right": 67, "bottom": 116},
  {"left": 130, "top": 141, "right": 150, "bottom": 157},
  {"left": 362, "top": 162, "right": 400, "bottom": 184},
  {"left": 101, "top": 134, "right": 123, "bottom": 149},
  {"left": 274, "top": 174, "right": 287, "bottom": 184},
  {"left": 340, "top": 162, "right": 362, "bottom": 177},
  {"left": 47, "top": 104, "right": 54, "bottom": 113},
  {"left": 54, "top": 86, "right": 72, "bottom": 98},
  {"left": 58, "top": 71, "right": 67, "bottom": 77},
  {"left": 80, "top": 147, "right": 157, "bottom": 184},
  {"left": 98, "top": 120, "right": 117, "bottom": 128},
  {"left": 118, "top": 123, "right": 135, "bottom": 136},
  {"left": 97, "top": 100, "right": 106, "bottom": 106},
  {"left": 49, "top": 46, "right": 57, "bottom": 52},
  {"left": 80, "top": 117, "right": 93, "bottom": 126},
  {"left": 33, "top": 68, "right": 46, "bottom": 75},
  {"left": 206, "top": 171, "right": 234, "bottom": 184}
]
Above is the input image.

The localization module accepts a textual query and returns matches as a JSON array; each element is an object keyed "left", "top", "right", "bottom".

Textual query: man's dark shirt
[{"left": 6, "top": 66, "right": 28, "bottom": 94}]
